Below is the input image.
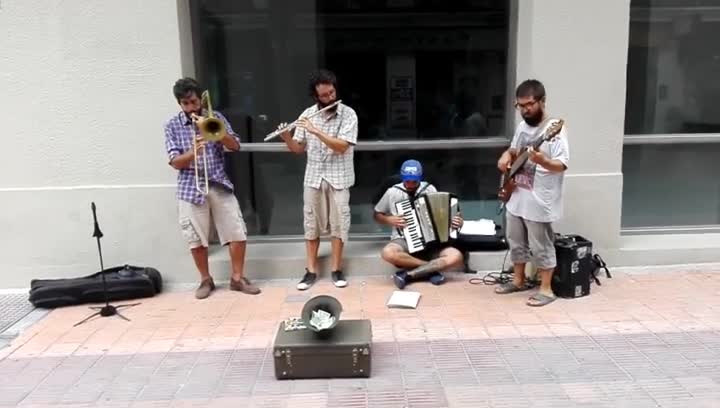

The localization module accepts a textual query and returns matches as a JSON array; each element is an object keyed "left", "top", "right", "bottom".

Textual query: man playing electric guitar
[{"left": 495, "top": 79, "right": 569, "bottom": 307}]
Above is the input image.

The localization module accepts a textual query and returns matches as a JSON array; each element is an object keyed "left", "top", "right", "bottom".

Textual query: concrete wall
[{"left": 0, "top": 0, "right": 197, "bottom": 288}]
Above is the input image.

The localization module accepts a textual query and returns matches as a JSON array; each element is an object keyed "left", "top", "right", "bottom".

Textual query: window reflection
[
  {"left": 622, "top": 143, "right": 720, "bottom": 227},
  {"left": 225, "top": 148, "right": 506, "bottom": 236},
  {"left": 191, "top": 0, "right": 510, "bottom": 142},
  {"left": 626, "top": 0, "right": 720, "bottom": 134},
  {"left": 191, "top": 0, "right": 512, "bottom": 237}
]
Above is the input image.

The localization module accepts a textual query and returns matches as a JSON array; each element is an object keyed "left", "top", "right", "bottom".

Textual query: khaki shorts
[
  {"left": 178, "top": 184, "right": 247, "bottom": 249},
  {"left": 303, "top": 180, "right": 351, "bottom": 243}
]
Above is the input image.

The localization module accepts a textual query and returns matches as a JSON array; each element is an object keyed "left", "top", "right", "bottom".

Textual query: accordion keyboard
[{"left": 395, "top": 200, "right": 425, "bottom": 253}]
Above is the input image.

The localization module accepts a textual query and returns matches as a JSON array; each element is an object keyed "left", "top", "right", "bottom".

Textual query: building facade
[{"left": 2, "top": 0, "right": 719, "bottom": 288}]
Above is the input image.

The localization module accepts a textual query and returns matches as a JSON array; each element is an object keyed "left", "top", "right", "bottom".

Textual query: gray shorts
[
  {"left": 303, "top": 180, "right": 351, "bottom": 243},
  {"left": 178, "top": 184, "right": 247, "bottom": 249},
  {"left": 505, "top": 211, "right": 556, "bottom": 269}
]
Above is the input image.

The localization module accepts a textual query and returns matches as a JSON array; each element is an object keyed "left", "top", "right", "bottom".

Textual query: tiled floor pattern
[
  {"left": 1, "top": 269, "right": 720, "bottom": 407},
  {"left": 0, "top": 294, "right": 35, "bottom": 334}
]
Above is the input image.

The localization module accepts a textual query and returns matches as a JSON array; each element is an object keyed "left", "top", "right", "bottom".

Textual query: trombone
[
  {"left": 190, "top": 90, "right": 226, "bottom": 195},
  {"left": 264, "top": 100, "right": 342, "bottom": 142}
]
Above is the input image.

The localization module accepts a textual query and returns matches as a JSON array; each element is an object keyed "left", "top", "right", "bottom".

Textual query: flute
[{"left": 264, "top": 100, "right": 342, "bottom": 142}]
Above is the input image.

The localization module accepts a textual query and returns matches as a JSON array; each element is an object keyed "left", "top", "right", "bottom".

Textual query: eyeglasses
[{"left": 514, "top": 100, "right": 539, "bottom": 110}]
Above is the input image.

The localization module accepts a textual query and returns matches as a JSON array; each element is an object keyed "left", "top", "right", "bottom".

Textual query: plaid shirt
[
  {"left": 293, "top": 103, "right": 358, "bottom": 189},
  {"left": 164, "top": 111, "right": 240, "bottom": 205}
]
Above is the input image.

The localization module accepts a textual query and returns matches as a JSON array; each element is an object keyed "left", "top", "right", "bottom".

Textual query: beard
[
  {"left": 523, "top": 109, "right": 544, "bottom": 127},
  {"left": 185, "top": 109, "right": 202, "bottom": 121},
  {"left": 317, "top": 97, "right": 339, "bottom": 112}
]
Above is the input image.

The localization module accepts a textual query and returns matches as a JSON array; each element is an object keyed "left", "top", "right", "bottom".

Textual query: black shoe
[
  {"left": 429, "top": 272, "right": 446, "bottom": 285},
  {"left": 296, "top": 269, "right": 317, "bottom": 291},
  {"left": 393, "top": 271, "right": 407, "bottom": 290},
  {"left": 332, "top": 270, "right": 348, "bottom": 288}
]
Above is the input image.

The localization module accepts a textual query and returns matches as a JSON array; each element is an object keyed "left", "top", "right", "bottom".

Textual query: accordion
[{"left": 394, "top": 192, "right": 459, "bottom": 253}]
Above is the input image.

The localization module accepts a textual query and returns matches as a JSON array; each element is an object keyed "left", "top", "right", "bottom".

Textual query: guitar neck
[{"left": 532, "top": 135, "right": 547, "bottom": 150}]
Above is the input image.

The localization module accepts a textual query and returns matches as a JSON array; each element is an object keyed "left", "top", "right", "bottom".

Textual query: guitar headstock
[{"left": 542, "top": 118, "right": 564, "bottom": 141}]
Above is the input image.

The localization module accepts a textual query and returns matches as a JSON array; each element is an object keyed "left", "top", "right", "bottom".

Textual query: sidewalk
[{"left": 1, "top": 268, "right": 720, "bottom": 407}]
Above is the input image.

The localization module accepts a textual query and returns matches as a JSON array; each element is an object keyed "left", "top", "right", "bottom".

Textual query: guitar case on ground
[{"left": 28, "top": 264, "right": 162, "bottom": 309}]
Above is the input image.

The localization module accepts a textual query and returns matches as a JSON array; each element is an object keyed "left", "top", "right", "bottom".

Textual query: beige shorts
[
  {"left": 303, "top": 180, "right": 351, "bottom": 243},
  {"left": 178, "top": 184, "right": 247, "bottom": 249}
]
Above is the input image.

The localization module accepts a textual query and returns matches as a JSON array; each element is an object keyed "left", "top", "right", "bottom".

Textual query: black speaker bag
[
  {"left": 28, "top": 265, "right": 162, "bottom": 309},
  {"left": 551, "top": 234, "right": 593, "bottom": 298}
]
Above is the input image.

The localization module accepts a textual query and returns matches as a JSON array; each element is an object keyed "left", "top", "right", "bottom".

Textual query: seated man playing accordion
[{"left": 373, "top": 160, "right": 465, "bottom": 289}]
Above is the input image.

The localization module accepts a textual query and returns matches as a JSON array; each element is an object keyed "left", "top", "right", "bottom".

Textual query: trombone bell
[
  {"left": 195, "top": 117, "right": 225, "bottom": 142},
  {"left": 192, "top": 89, "right": 224, "bottom": 195}
]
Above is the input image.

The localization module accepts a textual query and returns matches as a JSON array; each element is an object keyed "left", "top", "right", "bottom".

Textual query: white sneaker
[{"left": 297, "top": 270, "right": 317, "bottom": 290}]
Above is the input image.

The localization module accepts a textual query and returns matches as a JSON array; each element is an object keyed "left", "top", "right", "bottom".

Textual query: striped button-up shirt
[
  {"left": 293, "top": 103, "right": 358, "bottom": 189},
  {"left": 164, "top": 111, "right": 240, "bottom": 205}
]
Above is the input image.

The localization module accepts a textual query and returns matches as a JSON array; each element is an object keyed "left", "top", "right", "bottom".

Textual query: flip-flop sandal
[
  {"left": 526, "top": 293, "right": 557, "bottom": 307},
  {"left": 494, "top": 282, "right": 530, "bottom": 294}
]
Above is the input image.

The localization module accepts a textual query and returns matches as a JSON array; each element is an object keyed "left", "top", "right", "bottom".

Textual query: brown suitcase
[{"left": 273, "top": 319, "right": 372, "bottom": 379}]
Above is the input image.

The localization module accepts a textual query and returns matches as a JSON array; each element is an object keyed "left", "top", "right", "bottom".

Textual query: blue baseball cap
[{"left": 400, "top": 159, "right": 423, "bottom": 181}]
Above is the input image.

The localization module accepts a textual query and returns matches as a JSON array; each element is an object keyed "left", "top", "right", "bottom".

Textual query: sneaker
[
  {"left": 230, "top": 277, "right": 261, "bottom": 295},
  {"left": 195, "top": 277, "right": 215, "bottom": 299},
  {"left": 429, "top": 272, "right": 446, "bottom": 285},
  {"left": 296, "top": 269, "right": 317, "bottom": 290},
  {"left": 393, "top": 271, "right": 407, "bottom": 290},
  {"left": 331, "top": 270, "right": 348, "bottom": 288}
]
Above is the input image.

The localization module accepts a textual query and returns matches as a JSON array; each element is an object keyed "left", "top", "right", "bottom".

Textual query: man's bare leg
[
  {"left": 512, "top": 262, "right": 526, "bottom": 288},
  {"left": 228, "top": 241, "right": 246, "bottom": 281},
  {"left": 537, "top": 268, "right": 554, "bottom": 296},
  {"left": 191, "top": 246, "right": 210, "bottom": 280},
  {"left": 228, "top": 241, "right": 261, "bottom": 294},
  {"left": 191, "top": 246, "right": 214, "bottom": 299},
  {"left": 381, "top": 244, "right": 427, "bottom": 269},
  {"left": 306, "top": 238, "right": 320, "bottom": 273},
  {"left": 330, "top": 237, "right": 343, "bottom": 271},
  {"left": 398, "top": 247, "right": 464, "bottom": 285}
]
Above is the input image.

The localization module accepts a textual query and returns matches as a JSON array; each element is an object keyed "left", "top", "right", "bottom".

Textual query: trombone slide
[
  {"left": 264, "top": 100, "right": 342, "bottom": 142},
  {"left": 194, "top": 136, "right": 209, "bottom": 196},
  {"left": 192, "top": 89, "right": 223, "bottom": 195}
]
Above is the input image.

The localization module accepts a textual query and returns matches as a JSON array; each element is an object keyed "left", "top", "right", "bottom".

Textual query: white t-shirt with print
[{"left": 505, "top": 120, "right": 570, "bottom": 223}]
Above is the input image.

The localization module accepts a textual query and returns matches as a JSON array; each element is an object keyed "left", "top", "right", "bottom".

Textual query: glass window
[
  {"left": 626, "top": 0, "right": 720, "bottom": 134},
  {"left": 622, "top": 143, "right": 720, "bottom": 228},
  {"left": 190, "top": 0, "right": 513, "bottom": 237},
  {"left": 190, "top": 0, "right": 510, "bottom": 142},
  {"left": 226, "top": 148, "right": 507, "bottom": 236}
]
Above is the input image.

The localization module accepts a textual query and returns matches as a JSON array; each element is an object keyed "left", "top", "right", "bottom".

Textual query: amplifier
[{"left": 551, "top": 234, "right": 593, "bottom": 298}]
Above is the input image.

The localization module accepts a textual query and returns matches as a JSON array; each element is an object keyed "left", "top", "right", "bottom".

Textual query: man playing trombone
[
  {"left": 276, "top": 69, "right": 358, "bottom": 290},
  {"left": 164, "top": 77, "right": 261, "bottom": 299}
]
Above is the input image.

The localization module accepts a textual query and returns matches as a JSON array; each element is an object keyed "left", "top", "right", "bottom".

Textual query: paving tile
[{"left": 3, "top": 272, "right": 720, "bottom": 407}]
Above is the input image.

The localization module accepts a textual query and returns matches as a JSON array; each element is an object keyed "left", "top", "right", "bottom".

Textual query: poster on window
[{"left": 390, "top": 76, "right": 414, "bottom": 129}]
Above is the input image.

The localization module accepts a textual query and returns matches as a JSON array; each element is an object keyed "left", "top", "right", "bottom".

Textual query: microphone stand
[{"left": 74, "top": 202, "right": 140, "bottom": 327}]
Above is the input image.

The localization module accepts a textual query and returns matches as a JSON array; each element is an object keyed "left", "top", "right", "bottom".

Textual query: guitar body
[
  {"left": 498, "top": 171, "right": 516, "bottom": 203},
  {"left": 498, "top": 150, "right": 528, "bottom": 203},
  {"left": 496, "top": 118, "right": 565, "bottom": 204}
]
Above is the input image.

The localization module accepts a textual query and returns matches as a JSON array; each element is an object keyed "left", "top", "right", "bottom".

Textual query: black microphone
[{"left": 91, "top": 202, "right": 103, "bottom": 239}]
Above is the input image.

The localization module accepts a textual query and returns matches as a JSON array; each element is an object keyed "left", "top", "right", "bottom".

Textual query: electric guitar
[{"left": 498, "top": 118, "right": 564, "bottom": 204}]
